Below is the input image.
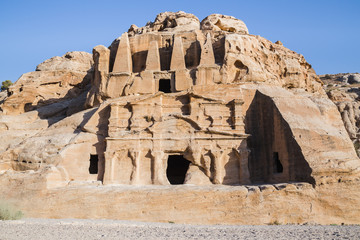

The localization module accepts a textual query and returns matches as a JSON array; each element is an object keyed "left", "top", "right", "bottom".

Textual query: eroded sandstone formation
[
  {"left": 2, "top": 51, "right": 93, "bottom": 116},
  {"left": 0, "top": 11, "right": 359, "bottom": 224},
  {"left": 321, "top": 73, "right": 360, "bottom": 156}
]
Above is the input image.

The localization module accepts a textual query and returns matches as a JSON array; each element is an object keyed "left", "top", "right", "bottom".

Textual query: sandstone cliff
[
  {"left": 321, "top": 73, "right": 360, "bottom": 156},
  {"left": 1, "top": 51, "right": 93, "bottom": 116},
  {"left": 0, "top": 11, "right": 359, "bottom": 225}
]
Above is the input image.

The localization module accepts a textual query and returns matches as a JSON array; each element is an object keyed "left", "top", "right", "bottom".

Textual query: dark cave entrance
[
  {"left": 89, "top": 154, "right": 99, "bottom": 174},
  {"left": 159, "top": 79, "right": 171, "bottom": 93},
  {"left": 166, "top": 155, "right": 190, "bottom": 184}
]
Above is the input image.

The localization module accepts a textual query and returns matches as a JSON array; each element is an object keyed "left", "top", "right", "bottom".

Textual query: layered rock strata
[
  {"left": 321, "top": 73, "right": 360, "bottom": 156},
  {"left": 0, "top": 11, "right": 359, "bottom": 224}
]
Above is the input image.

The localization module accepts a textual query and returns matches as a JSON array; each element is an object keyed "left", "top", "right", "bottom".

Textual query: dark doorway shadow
[{"left": 166, "top": 155, "right": 190, "bottom": 184}]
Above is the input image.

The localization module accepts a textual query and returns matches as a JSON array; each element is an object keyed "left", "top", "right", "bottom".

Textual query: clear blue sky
[{"left": 1, "top": 0, "right": 359, "bottom": 82}]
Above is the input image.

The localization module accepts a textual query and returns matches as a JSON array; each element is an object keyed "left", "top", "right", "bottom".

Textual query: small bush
[
  {"left": 1, "top": 80, "right": 12, "bottom": 92},
  {"left": 0, "top": 201, "right": 23, "bottom": 220},
  {"left": 268, "top": 220, "right": 281, "bottom": 225}
]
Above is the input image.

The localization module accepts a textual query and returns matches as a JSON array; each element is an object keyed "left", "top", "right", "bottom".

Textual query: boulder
[
  {"left": 322, "top": 73, "right": 360, "bottom": 155},
  {"left": 128, "top": 11, "right": 200, "bottom": 36},
  {"left": 200, "top": 14, "right": 249, "bottom": 34},
  {"left": 36, "top": 51, "right": 93, "bottom": 72},
  {"left": 348, "top": 74, "right": 360, "bottom": 84},
  {"left": 222, "top": 34, "right": 323, "bottom": 93},
  {"left": 1, "top": 51, "right": 93, "bottom": 115}
]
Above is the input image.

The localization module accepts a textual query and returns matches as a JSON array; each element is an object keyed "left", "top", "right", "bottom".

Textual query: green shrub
[
  {"left": 1, "top": 80, "right": 12, "bottom": 91},
  {"left": 268, "top": 220, "right": 281, "bottom": 225},
  {"left": 0, "top": 201, "right": 23, "bottom": 220}
]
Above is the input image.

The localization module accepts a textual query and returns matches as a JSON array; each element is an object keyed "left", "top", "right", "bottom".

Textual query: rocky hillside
[
  {"left": 0, "top": 11, "right": 359, "bottom": 225},
  {"left": 321, "top": 73, "right": 360, "bottom": 155}
]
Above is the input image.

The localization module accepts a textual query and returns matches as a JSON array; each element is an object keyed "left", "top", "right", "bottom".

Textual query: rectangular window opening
[
  {"left": 159, "top": 79, "right": 171, "bottom": 93},
  {"left": 89, "top": 154, "right": 99, "bottom": 174}
]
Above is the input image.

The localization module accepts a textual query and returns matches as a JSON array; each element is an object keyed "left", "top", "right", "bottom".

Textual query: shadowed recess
[{"left": 166, "top": 155, "right": 190, "bottom": 184}]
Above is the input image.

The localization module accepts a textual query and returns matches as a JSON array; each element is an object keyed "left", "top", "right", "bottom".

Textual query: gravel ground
[{"left": 0, "top": 218, "right": 360, "bottom": 240}]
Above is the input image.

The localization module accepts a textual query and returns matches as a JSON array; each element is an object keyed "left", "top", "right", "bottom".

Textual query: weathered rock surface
[
  {"left": 322, "top": 73, "right": 360, "bottom": 85},
  {"left": 101, "top": 13, "right": 322, "bottom": 109},
  {"left": 0, "top": 12, "right": 359, "bottom": 225},
  {"left": 1, "top": 175, "right": 360, "bottom": 225},
  {"left": 200, "top": 14, "right": 249, "bottom": 34},
  {"left": 222, "top": 34, "right": 323, "bottom": 91},
  {"left": 321, "top": 73, "right": 360, "bottom": 156},
  {"left": 36, "top": 52, "right": 93, "bottom": 72},
  {"left": 128, "top": 11, "right": 200, "bottom": 36},
  {"left": 1, "top": 51, "right": 93, "bottom": 115},
  {"left": 243, "top": 85, "right": 360, "bottom": 185}
]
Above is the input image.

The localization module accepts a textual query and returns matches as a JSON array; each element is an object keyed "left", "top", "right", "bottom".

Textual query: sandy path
[{"left": 0, "top": 218, "right": 359, "bottom": 239}]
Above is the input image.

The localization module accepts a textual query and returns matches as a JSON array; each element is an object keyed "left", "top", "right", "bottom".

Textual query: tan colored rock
[
  {"left": 199, "top": 33, "right": 216, "bottom": 66},
  {"left": 0, "top": 12, "right": 360, "bottom": 225},
  {"left": 170, "top": 36, "right": 186, "bottom": 70},
  {"left": 243, "top": 85, "right": 360, "bottom": 185},
  {"left": 0, "top": 108, "right": 100, "bottom": 180},
  {"left": 200, "top": 14, "right": 249, "bottom": 34},
  {"left": 145, "top": 41, "right": 161, "bottom": 71},
  {"left": 91, "top": 25, "right": 323, "bottom": 105},
  {"left": 36, "top": 51, "right": 93, "bottom": 72},
  {"left": 321, "top": 74, "right": 360, "bottom": 149},
  {"left": 222, "top": 34, "right": 323, "bottom": 92},
  {"left": 1, "top": 173, "right": 360, "bottom": 225},
  {"left": 2, "top": 51, "right": 93, "bottom": 115},
  {"left": 112, "top": 33, "right": 132, "bottom": 73},
  {"left": 196, "top": 33, "right": 219, "bottom": 85},
  {"left": 85, "top": 45, "right": 110, "bottom": 108},
  {"left": 128, "top": 11, "right": 200, "bottom": 36},
  {"left": 103, "top": 89, "right": 249, "bottom": 185}
]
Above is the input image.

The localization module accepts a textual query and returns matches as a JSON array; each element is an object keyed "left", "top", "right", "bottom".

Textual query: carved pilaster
[
  {"left": 103, "top": 150, "right": 127, "bottom": 185},
  {"left": 129, "top": 149, "right": 141, "bottom": 185},
  {"left": 211, "top": 149, "right": 226, "bottom": 184},
  {"left": 151, "top": 151, "right": 169, "bottom": 185},
  {"left": 231, "top": 99, "right": 245, "bottom": 133}
]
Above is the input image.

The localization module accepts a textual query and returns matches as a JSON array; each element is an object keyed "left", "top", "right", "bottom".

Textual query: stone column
[
  {"left": 232, "top": 99, "right": 245, "bottom": 133},
  {"left": 151, "top": 151, "right": 169, "bottom": 185},
  {"left": 129, "top": 149, "right": 141, "bottom": 185},
  {"left": 211, "top": 149, "right": 225, "bottom": 184},
  {"left": 102, "top": 152, "right": 116, "bottom": 185}
]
